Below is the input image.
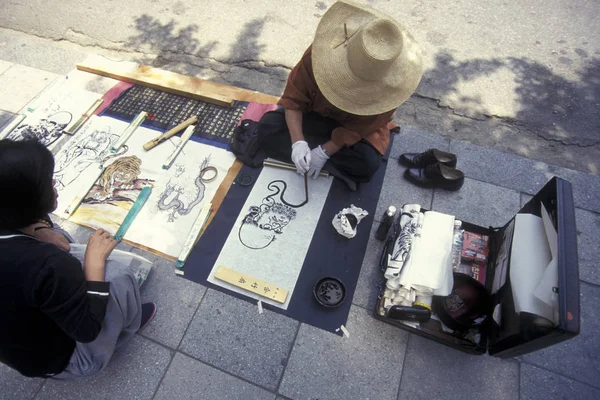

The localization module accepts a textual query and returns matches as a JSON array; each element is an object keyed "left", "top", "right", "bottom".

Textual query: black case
[{"left": 374, "top": 177, "right": 580, "bottom": 358}]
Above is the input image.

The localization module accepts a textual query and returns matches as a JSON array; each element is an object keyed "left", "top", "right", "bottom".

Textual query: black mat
[
  {"left": 183, "top": 136, "right": 393, "bottom": 333},
  {"left": 102, "top": 85, "right": 248, "bottom": 149}
]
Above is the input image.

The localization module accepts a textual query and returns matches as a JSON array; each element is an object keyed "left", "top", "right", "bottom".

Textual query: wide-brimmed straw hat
[{"left": 312, "top": 0, "right": 423, "bottom": 116}]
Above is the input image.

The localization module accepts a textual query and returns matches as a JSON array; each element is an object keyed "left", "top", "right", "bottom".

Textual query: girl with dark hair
[{"left": 0, "top": 139, "right": 156, "bottom": 378}]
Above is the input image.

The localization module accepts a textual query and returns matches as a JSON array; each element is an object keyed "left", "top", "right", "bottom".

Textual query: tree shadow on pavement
[
  {"left": 125, "top": 15, "right": 288, "bottom": 95},
  {"left": 421, "top": 50, "right": 600, "bottom": 148}
]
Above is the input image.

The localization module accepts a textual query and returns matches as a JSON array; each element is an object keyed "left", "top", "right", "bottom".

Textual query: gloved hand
[
  {"left": 308, "top": 145, "right": 329, "bottom": 179},
  {"left": 291, "top": 140, "right": 311, "bottom": 175}
]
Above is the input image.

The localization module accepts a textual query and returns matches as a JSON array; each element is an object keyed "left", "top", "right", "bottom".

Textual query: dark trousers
[{"left": 256, "top": 109, "right": 381, "bottom": 183}]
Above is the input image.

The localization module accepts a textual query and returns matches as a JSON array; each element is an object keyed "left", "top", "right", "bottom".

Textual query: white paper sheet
[
  {"left": 7, "top": 83, "right": 100, "bottom": 151},
  {"left": 509, "top": 214, "right": 555, "bottom": 321},
  {"left": 124, "top": 143, "right": 236, "bottom": 258},
  {"left": 207, "top": 166, "right": 333, "bottom": 309},
  {"left": 53, "top": 116, "right": 130, "bottom": 218},
  {"left": 533, "top": 204, "right": 559, "bottom": 322}
]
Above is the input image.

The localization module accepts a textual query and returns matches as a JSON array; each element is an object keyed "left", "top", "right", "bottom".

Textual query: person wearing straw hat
[{"left": 257, "top": 0, "right": 423, "bottom": 187}]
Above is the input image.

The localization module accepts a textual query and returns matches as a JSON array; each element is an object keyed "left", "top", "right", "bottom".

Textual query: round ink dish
[{"left": 313, "top": 277, "right": 346, "bottom": 308}]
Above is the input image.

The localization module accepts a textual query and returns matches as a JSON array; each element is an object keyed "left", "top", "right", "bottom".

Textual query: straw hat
[{"left": 312, "top": 0, "right": 423, "bottom": 116}]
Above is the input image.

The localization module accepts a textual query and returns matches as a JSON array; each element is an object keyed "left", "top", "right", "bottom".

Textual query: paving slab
[
  {"left": 154, "top": 352, "right": 276, "bottom": 400},
  {"left": 0, "top": 59, "right": 13, "bottom": 75},
  {"left": 179, "top": 289, "right": 299, "bottom": 391},
  {"left": 398, "top": 334, "right": 519, "bottom": 400},
  {"left": 132, "top": 248, "right": 207, "bottom": 349},
  {"left": 574, "top": 208, "right": 600, "bottom": 286},
  {"left": 352, "top": 224, "right": 386, "bottom": 311},
  {"left": 0, "top": 34, "right": 88, "bottom": 75},
  {"left": 0, "top": 108, "right": 14, "bottom": 129},
  {"left": 520, "top": 363, "right": 600, "bottom": 400},
  {"left": 521, "top": 282, "right": 600, "bottom": 389},
  {"left": 0, "top": 64, "right": 57, "bottom": 113},
  {"left": 279, "top": 306, "right": 408, "bottom": 400},
  {"left": 433, "top": 178, "right": 521, "bottom": 228},
  {"left": 449, "top": 139, "right": 600, "bottom": 214},
  {"left": 0, "top": 363, "right": 43, "bottom": 400},
  {"left": 37, "top": 335, "right": 172, "bottom": 400},
  {"left": 374, "top": 127, "right": 448, "bottom": 222}
]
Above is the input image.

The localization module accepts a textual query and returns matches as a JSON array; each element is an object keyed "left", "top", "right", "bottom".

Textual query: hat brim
[{"left": 312, "top": 1, "right": 423, "bottom": 116}]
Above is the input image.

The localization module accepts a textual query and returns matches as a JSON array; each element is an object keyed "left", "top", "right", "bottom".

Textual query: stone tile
[
  {"left": 279, "top": 306, "right": 408, "bottom": 400},
  {"left": 448, "top": 140, "right": 553, "bottom": 195},
  {"left": 433, "top": 178, "right": 521, "bottom": 228},
  {"left": 0, "top": 363, "right": 43, "bottom": 400},
  {"left": 0, "top": 109, "right": 15, "bottom": 130},
  {"left": 575, "top": 208, "right": 600, "bottom": 286},
  {"left": 376, "top": 157, "right": 434, "bottom": 223},
  {"left": 520, "top": 363, "right": 600, "bottom": 400},
  {"left": 179, "top": 289, "right": 299, "bottom": 391},
  {"left": 521, "top": 282, "right": 600, "bottom": 388},
  {"left": 0, "top": 59, "right": 13, "bottom": 75},
  {"left": 0, "top": 64, "right": 57, "bottom": 113},
  {"left": 398, "top": 334, "right": 519, "bottom": 400},
  {"left": 375, "top": 127, "right": 449, "bottom": 222},
  {"left": 520, "top": 193, "right": 533, "bottom": 207},
  {"left": 352, "top": 224, "right": 387, "bottom": 311},
  {"left": 37, "top": 335, "right": 172, "bottom": 400},
  {"left": 449, "top": 139, "right": 600, "bottom": 214},
  {"left": 154, "top": 353, "right": 276, "bottom": 400},
  {"left": 132, "top": 248, "right": 207, "bottom": 349},
  {"left": 392, "top": 125, "right": 451, "bottom": 159},
  {"left": 0, "top": 34, "right": 87, "bottom": 75}
]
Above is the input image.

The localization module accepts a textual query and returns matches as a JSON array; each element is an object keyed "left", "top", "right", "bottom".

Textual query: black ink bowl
[{"left": 313, "top": 277, "right": 346, "bottom": 308}]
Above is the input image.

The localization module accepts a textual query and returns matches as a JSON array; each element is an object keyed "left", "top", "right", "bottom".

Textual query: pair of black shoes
[{"left": 399, "top": 149, "right": 464, "bottom": 191}]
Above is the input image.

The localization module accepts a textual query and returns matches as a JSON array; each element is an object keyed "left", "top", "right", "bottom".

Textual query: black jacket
[{"left": 0, "top": 231, "right": 110, "bottom": 377}]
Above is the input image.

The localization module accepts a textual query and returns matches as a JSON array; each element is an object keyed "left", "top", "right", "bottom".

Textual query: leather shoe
[
  {"left": 404, "top": 163, "right": 464, "bottom": 191},
  {"left": 399, "top": 149, "right": 457, "bottom": 168}
]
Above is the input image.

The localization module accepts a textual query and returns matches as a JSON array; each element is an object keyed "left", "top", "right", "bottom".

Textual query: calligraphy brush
[{"left": 304, "top": 173, "right": 309, "bottom": 204}]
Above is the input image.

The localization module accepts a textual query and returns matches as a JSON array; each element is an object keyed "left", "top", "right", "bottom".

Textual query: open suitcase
[{"left": 375, "top": 177, "right": 579, "bottom": 358}]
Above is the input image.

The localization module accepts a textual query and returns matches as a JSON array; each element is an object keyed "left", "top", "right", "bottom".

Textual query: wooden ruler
[{"left": 214, "top": 266, "right": 288, "bottom": 304}]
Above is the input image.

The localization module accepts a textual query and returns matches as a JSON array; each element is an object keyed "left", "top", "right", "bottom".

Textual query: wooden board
[
  {"left": 76, "top": 56, "right": 280, "bottom": 107},
  {"left": 214, "top": 266, "right": 289, "bottom": 304}
]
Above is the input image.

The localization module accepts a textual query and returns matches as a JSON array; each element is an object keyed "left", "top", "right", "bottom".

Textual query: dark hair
[{"left": 0, "top": 139, "right": 56, "bottom": 230}]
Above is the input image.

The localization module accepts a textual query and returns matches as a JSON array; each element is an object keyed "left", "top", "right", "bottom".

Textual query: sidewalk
[{"left": 1, "top": 58, "right": 599, "bottom": 400}]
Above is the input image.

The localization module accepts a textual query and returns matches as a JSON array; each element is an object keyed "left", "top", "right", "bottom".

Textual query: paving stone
[
  {"left": 520, "top": 363, "right": 600, "bottom": 400},
  {"left": 521, "top": 282, "right": 600, "bottom": 388},
  {"left": 132, "top": 248, "right": 207, "bottom": 349},
  {"left": 376, "top": 157, "right": 434, "bottom": 223},
  {"left": 392, "top": 125, "right": 451, "bottom": 159},
  {"left": 575, "top": 208, "right": 600, "bottom": 286},
  {"left": 521, "top": 193, "right": 534, "bottom": 207},
  {"left": 448, "top": 140, "right": 555, "bottom": 195},
  {"left": 37, "top": 335, "right": 172, "bottom": 400},
  {"left": 279, "top": 306, "right": 408, "bottom": 400},
  {"left": 0, "top": 108, "right": 15, "bottom": 130},
  {"left": 154, "top": 352, "right": 276, "bottom": 400},
  {"left": 0, "top": 64, "right": 57, "bottom": 113},
  {"left": 398, "top": 334, "right": 519, "bottom": 400},
  {"left": 375, "top": 127, "right": 449, "bottom": 222},
  {"left": 0, "top": 59, "right": 13, "bottom": 75},
  {"left": 0, "top": 34, "right": 87, "bottom": 75},
  {"left": 0, "top": 363, "right": 43, "bottom": 400},
  {"left": 433, "top": 178, "right": 521, "bottom": 228},
  {"left": 449, "top": 140, "right": 600, "bottom": 214},
  {"left": 352, "top": 224, "right": 387, "bottom": 311},
  {"left": 179, "top": 289, "right": 299, "bottom": 391}
]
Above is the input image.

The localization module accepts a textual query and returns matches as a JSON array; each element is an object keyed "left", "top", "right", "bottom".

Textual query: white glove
[
  {"left": 291, "top": 140, "right": 311, "bottom": 175},
  {"left": 308, "top": 145, "right": 329, "bottom": 179}
]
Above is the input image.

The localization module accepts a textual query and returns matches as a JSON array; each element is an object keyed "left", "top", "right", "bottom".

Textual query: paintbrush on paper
[
  {"left": 111, "top": 111, "right": 147, "bottom": 152},
  {"left": 162, "top": 125, "right": 195, "bottom": 170},
  {"left": 64, "top": 98, "right": 104, "bottom": 135}
]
